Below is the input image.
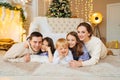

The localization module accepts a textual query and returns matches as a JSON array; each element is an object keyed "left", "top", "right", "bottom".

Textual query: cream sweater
[
  {"left": 82, "top": 36, "right": 108, "bottom": 66},
  {"left": 3, "top": 41, "right": 38, "bottom": 62}
]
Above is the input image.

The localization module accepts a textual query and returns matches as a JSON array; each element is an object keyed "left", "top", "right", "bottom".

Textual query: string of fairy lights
[
  {"left": 68, "top": 0, "right": 94, "bottom": 21},
  {"left": 46, "top": 0, "right": 94, "bottom": 21}
]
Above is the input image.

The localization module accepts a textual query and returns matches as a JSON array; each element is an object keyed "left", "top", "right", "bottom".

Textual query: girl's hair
[
  {"left": 56, "top": 38, "right": 68, "bottom": 49},
  {"left": 77, "top": 22, "right": 93, "bottom": 37},
  {"left": 66, "top": 31, "right": 83, "bottom": 57},
  {"left": 28, "top": 31, "right": 43, "bottom": 40},
  {"left": 43, "top": 37, "right": 55, "bottom": 54}
]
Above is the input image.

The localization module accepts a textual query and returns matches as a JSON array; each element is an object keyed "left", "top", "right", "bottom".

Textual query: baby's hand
[{"left": 59, "top": 53, "right": 66, "bottom": 59}]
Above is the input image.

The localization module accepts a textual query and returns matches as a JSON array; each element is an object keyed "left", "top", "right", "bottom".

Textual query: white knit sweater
[
  {"left": 3, "top": 41, "right": 38, "bottom": 62},
  {"left": 82, "top": 36, "right": 108, "bottom": 66}
]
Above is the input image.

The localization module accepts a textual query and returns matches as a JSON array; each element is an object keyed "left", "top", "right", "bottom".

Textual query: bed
[
  {"left": 0, "top": 50, "right": 120, "bottom": 80},
  {"left": 0, "top": 17, "right": 120, "bottom": 80},
  {"left": 29, "top": 17, "right": 83, "bottom": 43}
]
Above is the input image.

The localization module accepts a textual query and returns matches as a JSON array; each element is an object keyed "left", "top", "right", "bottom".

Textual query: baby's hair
[{"left": 56, "top": 38, "right": 68, "bottom": 49}]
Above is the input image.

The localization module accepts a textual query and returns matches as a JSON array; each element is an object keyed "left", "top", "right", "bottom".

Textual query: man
[{"left": 3, "top": 32, "right": 43, "bottom": 62}]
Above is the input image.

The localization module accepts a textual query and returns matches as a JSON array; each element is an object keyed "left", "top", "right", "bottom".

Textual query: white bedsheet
[{"left": 0, "top": 52, "right": 120, "bottom": 80}]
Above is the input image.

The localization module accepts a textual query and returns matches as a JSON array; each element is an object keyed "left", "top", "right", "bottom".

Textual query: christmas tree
[{"left": 46, "top": 0, "right": 71, "bottom": 18}]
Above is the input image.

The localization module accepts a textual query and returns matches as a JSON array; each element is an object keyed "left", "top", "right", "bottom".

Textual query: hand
[
  {"left": 46, "top": 46, "right": 51, "bottom": 52},
  {"left": 24, "top": 53, "right": 30, "bottom": 62},
  {"left": 59, "top": 52, "right": 66, "bottom": 59},
  {"left": 69, "top": 60, "right": 77, "bottom": 68},
  {"left": 24, "top": 41, "right": 29, "bottom": 48},
  {"left": 69, "top": 60, "right": 82, "bottom": 68},
  {"left": 59, "top": 55, "right": 65, "bottom": 59}
]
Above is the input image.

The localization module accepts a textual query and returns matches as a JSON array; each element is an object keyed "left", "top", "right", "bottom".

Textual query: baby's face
[
  {"left": 57, "top": 46, "right": 69, "bottom": 56},
  {"left": 41, "top": 40, "right": 48, "bottom": 52}
]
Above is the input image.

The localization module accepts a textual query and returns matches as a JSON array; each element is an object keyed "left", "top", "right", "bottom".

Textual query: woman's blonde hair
[{"left": 56, "top": 38, "right": 68, "bottom": 49}]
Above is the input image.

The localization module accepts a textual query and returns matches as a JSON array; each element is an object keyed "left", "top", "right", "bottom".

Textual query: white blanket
[{"left": 0, "top": 50, "right": 120, "bottom": 80}]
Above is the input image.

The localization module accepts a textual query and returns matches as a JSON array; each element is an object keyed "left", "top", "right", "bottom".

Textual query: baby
[{"left": 53, "top": 38, "right": 73, "bottom": 64}]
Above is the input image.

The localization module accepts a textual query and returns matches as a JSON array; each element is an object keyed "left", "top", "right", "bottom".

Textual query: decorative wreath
[
  {"left": 90, "top": 12, "right": 103, "bottom": 25},
  {"left": 0, "top": 2, "right": 26, "bottom": 23}
]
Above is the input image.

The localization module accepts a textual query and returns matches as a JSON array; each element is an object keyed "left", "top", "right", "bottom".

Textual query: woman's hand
[{"left": 69, "top": 60, "right": 82, "bottom": 68}]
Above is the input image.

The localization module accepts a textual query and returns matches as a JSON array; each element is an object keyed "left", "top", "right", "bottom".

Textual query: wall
[
  {"left": 37, "top": 0, "right": 120, "bottom": 41},
  {"left": 93, "top": 0, "right": 120, "bottom": 42}
]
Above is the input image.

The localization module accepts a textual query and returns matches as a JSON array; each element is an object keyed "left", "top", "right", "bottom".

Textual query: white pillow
[
  {"left": 30, "top": 55, "right": 49, "bottom": 63},
  {"left": 43, "top": 33, "right": 66, "bottom": 44},
  {"left": 29, "top": 17, "right": 52, "bottom": 35}
]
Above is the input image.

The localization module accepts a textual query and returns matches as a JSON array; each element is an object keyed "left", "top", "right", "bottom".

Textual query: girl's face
[
  {"left": 77, "top": 26, "right": 90, "bottom": 42},
  {"left": 57, "top": 46, "right": 69, "bottom": 56},
  {"left": 67, "top": 34, "right": 77, "bottom": 48},
  {"left": 41, "top": 40, "right": 48, "bottom": 52}
]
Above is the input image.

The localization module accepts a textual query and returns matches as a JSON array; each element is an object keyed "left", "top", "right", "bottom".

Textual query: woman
[
  {"left": 69, "top": 22, "right": 108, "bottom": 67},
  {"left": 66, "top": 31, "right": 90, "bottom": 61}
]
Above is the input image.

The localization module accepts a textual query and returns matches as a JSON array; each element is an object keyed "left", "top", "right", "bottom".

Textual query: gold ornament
[{"left": 90, "top": 12, "right": 103, "bottom": 25}]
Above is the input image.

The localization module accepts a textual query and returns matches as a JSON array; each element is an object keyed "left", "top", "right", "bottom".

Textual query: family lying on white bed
[{"left": 3, "top": 22, "right": 108, "bottom": 68}]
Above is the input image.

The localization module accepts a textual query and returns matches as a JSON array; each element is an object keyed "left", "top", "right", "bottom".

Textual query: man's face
[{"left": 29, "top": 36, "right": 42, "bottom": 52}]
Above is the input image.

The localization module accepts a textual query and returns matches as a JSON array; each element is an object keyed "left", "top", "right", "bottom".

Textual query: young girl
[
  {"left": 53, "top": 38, "right": 73, "bottom": 64},
  {"left": 30, "top": 37, "right": 55, "bottom": 63},
  {"left": 66, "top": 31, "right": 90, "bottom": 61}
]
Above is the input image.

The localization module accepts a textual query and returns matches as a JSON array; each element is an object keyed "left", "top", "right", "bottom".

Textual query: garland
[{"left": 0, "top": 2, "right": 26, "bottom": 22}]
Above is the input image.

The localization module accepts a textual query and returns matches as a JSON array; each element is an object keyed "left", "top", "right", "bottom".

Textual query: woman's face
[
  {"left": 41, "top": 40, "right": 48, "bottom": 52},
  {"left": 77, "top": 26, "right": 90, "bottom": 42},
  {"left": 67, "top": 34, "right": 77, "bottom": 48}
]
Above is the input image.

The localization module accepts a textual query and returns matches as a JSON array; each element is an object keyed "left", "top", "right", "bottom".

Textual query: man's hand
[{"left": 24, "top": 53, "right": 30, "bottom": 62}]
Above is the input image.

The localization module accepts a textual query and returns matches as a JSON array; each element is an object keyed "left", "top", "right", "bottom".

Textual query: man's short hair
[{"left": 28, "top": 32, "right": 43, "bottom": 40}]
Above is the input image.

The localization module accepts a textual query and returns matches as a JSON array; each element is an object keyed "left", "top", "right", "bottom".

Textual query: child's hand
[
  {"left": 24, "top": 53, "right": 30, "bottom": 62},
  {"left": 46, "top": 46, "right": 51, "bottom": 52},
  {"left": 59, "top": 53, "right": 66, "bottom": 59}
]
